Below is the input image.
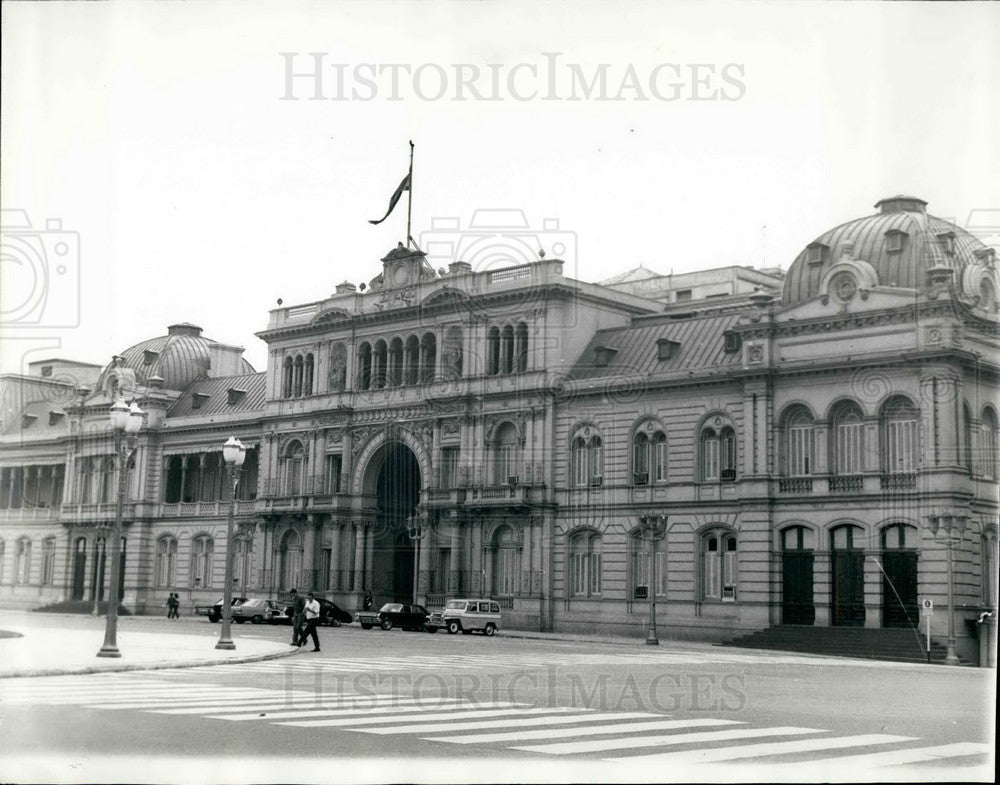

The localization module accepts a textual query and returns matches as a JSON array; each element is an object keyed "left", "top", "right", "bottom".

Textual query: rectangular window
[
  {"left": 704, "top": 550, "right": 720, "bottom": 599},
  {"left": 497, "top": 548, "right": 517, "bottom": 595},
  {"left": 888, "top": 420, "right": 917, "bottom": 473},
  {"left": 325, "top": 454, "right": 342, "bottom": 494},
  {"left": 703, "top": 437, "right": 719, "bottom": 481},
  {"left": 655, "top": 440, "right": 668, "bottom": 482},
  {"left": 632, "top": 540, "right": 649, "bottom": 597},
  {"left": 675, "top": 289, "right": 692, "bottom": 302},
  {"left": 837, "top": 422, "right": 863, "bottom": 474},
  {"left": 440, "top": 447, "right": 459, "bottom": 488},
  {"left": 41, "top": 540, "right": 55, "bottom": 585},
  {"left": 591, "top": 552, "right": 602, "bottom": 595},
  {"left": 788, "top": 425, "right": 814, "bottom": 476},
  {"left": 573, "top": 446, "right": 588, "bottom": 487}
]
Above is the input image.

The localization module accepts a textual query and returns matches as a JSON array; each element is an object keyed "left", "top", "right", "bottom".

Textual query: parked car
[
  {"left": 356, "top": 603, "right": 429, "bottom": 631},
  {"left": 279, "top": 597, "right": 353, "bottom": 627},
  {"left": 194, "top": 597, "right": 248, "bottom": 623},
  {"left": 231, "top": 598, "right": 286, "bottom": 624},
  {"left": 426, "top": 599, "right": 501, "bottom": 636}
]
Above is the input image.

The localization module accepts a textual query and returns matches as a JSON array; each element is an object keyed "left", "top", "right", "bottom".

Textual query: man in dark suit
[{"left": 289, "top": 589, "right": 306, "bottom": 646}]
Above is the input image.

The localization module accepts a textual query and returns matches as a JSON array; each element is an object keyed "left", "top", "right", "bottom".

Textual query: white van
[{"left": 426, "top": 598, "right": 501, "bottom": 636}]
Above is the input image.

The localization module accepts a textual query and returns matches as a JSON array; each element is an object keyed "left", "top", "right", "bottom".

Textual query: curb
[{"left": 2, "top": 647, "right": 299, "bottom": 680}]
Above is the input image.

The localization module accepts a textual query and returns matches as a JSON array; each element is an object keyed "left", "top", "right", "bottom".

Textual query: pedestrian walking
[
  {"left": 166, "top": 592, "right": 179, "bottom": 619},
  {"left": 302, "top": 592, "right": 321, "bottom": 652},
  {"left": 363, "top": 589, "right": 373, "bottom": 611},
  {"left": 289, "top": 589, "right": 306, "bottom": 646}
]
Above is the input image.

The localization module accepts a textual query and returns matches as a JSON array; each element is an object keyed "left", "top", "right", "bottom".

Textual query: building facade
[{"left": 1, "top": 196, "right": 997, "bottom": 658}]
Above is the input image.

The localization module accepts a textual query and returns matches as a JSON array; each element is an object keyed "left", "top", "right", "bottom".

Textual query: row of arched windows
[
  {"left": 963, "top": 404, "right": 1000, "bottom": 479},
  {"left": 357, "top": 333, "right": 437, "bottom": 390},
  {"left": 0, "top": 465, "right": 65, "bottom": 509},
  {"left": 0, "top": 537, "right": 56, "bottom": 586},
  {"left": 487, "top": 322, "right": 529, "bottom": 375},
  {"left": 281, "top": 354, "right": 315, "bottom": 399},
  {"left": 162, "top": 450, "right": 259, "bottom": 504}
]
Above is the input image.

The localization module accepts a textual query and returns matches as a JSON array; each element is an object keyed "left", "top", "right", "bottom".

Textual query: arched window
[
  {"left": 190, "top": 535, "right": 214, "bottom": 588},
  {"left": 443, "top": 326, "right": 463, "bottom": 380},
  {"left": 701, "top": 528, "right": 737, "bottom": 601},
  {"left": 284, "top": 441, "right": 306, "bottom": 496},
  {"left": 404, "top": 335, "right": 420, "bottom": 385},
  {"left": 155, "top": 536, "right": 178, "bottom": 587},
  {"left": 633, "top": 432, "right": 650, "bottom": 485},
  {"left": 630, "top": 529, "right": 666, "bottom": 599},
  {"left": 652, "top": 431, "right": 668, "bottom": 482},
  {"left": 570, "top": 531, "right": 602, "bottom": 596},
  {"left": 515, "top": 322, "right": 529, "bottom": 372},
  {"left": 832, "top": 402, "right": 865, "bottom": 476},
  {"left": 15, "top": 538, "right": 32, "bottom": 584},
  {"left": 720, "top": 427, "right": 737, "bottom": 481},
  {"left": 373, "top": 340, "right": 387, "bottom": 389},
  {"left": 572, "top": 432, "right": 603, "bottom": 487},
  {"left": 700, "top": 429, "right": 720, "bottom": 482},
  {"left": 388, "top": 338, "right": 403, "bottom": 386},
  {"left": 358, "top": 342, "right": 372, "bottom": 390},
  {"left": 492, "top": 525, "right": 520, "bottom": 596},
  {"left": 420, "top": 332, "right": 437, "bottom": 383},
  {"left": 233, "top": 537, "right": 253, "bottom": 589},
  {"left": 293, "top": 355, "right": 304, "bottom": 397},
  {"left": 98, "top": 456, "right": 115, "bottom": 504},
  {"left": 782, "top": 406, "right": 815, "bottom": 476},
  {"left": 282, "top": 357, "right": 293, "bottom": 398},
  {"left": 303, "top": 353, "right": 314, "bottom": 396},
  {"left": 571, "top": 437, "right": 587, "bottom": 487},
  {"left": 589, "top": 437, "right": 603, "bottom": 486},
  {"left": 881, "top": 396, "right": 919, "bottom": 474},
  {"left": 78, "top": 458, "right": 93, "bottom": 504},
  {"left": 493, "top": 423, "right": 519, "bottom": 485},
  {"left": 41, "top": 536, "right": 56, "bottom": 585},
  {"left": 501, "top": 325, "right": 515, "bottom": 374},
  {"left": 881, "top": 523, "right": 917, "bottom": 550},
  {"left": 487, "top": 327, "right": 500, "bottom": 375},
  {"left": 983, "top": 407, "right": 999, "bottom": 480}
]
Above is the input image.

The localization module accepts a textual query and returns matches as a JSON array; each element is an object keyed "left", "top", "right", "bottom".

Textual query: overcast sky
[{"left": 2, "top": 0, "right": 998, "bottom": 376}]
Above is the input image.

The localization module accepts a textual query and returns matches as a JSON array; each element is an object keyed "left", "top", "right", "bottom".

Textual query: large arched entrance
[{"left": 367, "top": 442, "right": 421, "bottom": 603}]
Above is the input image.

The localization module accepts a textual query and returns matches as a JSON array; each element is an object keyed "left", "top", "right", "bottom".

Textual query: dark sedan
[
  {"left": 358, "top": 603, "right": 429, "bottom": 631},
  {"left": 281, "top": 597, "right": 353, "bottom": 627}
]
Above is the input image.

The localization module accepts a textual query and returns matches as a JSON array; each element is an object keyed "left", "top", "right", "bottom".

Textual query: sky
[{"left": 1, "top": 0, "right": 998, "bottom": 376}]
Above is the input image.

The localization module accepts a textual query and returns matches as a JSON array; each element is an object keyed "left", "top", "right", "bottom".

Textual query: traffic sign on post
[{"left": 922, "top": 599, "right": 934, "bottom": 615}]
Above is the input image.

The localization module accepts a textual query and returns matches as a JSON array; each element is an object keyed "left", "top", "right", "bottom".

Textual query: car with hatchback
[{"left": 426, "top": 599, "right": 501, "bottom": 636}]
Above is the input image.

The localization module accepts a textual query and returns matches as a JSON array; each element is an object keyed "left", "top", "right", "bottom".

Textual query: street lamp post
[
  {"left": 928, "top": 510, "right": 970, "bottom": 666},
  {"left": 639, "top": 515, "right": 667, "bottom": 646},
  {"left": 97, "top": 399, "right": 143, "bottom": 658},
  {"left": 216, "top": 436, "right": 247, "bottom": 650},
  {"left": 406, "top": 514, "right": 429, "bottom": 605}
]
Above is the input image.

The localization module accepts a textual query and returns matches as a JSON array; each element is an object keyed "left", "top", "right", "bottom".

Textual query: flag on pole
[{"left": 369, "top": 173, "right": 411, "bottom": 225}]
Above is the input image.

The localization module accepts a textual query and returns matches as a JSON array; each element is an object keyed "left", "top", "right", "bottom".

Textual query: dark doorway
[
  {"left": 831, "top": 525, "right": 865, "bottom": 627},
  {"left": 370, "top": 442, "right": 421, "bottom": 604},
  {"left": 881, "top": 524, "right": 918, "bottom": 628},
  {"left": 71, "top": 538, "right": 87, "bottom": 600},
  {"left": 781, "top": 526, "right": 814, "bottom": 625}
]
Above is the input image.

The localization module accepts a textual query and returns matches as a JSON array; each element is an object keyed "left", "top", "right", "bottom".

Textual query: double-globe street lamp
[
  {"left": 406, "top": 513, "right": 430, "bottom": 605},
  {"left": 216, "top": 436, "right": 247, "bottom": 650},
  {"left": 927, "top": 510, "right": 970, "bottom": 666},
  {"left": 96, "top": 398, "right": 144, "bottom": 658},
  {"left": 639, "top": 514, "right": 667, "bottom": 646}
]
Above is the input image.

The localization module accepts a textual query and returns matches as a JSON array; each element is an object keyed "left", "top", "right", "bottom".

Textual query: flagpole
[{"left": 406, "top": 140, "right": 414, "bottom": 248}]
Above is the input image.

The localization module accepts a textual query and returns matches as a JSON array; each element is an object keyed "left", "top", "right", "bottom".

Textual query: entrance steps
[
  {"left": 32, "top": 600, "right": 132, "bottom": 616},
  {"left": 722, "top": 625, "right": 963, "bottom": 664}
]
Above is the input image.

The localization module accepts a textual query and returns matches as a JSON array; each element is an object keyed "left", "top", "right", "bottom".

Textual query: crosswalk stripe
[
  {"left": 2, "top": 687, "right": 248, "bottom": 704},
  {"left": 771, "top": 742, "right": 992, "bottom": 771},
  {"left": 208, "top": 699, "right": 473, "bottom": 722},
  {"left": 277, "top": 705, "right": 552, "bottom": 728},
  {"left": 512, "top": 726, "right": 824, "bottom": 755},
  {"left": 360, "top": 711, "right": 668, "bottom": 736},
  {"left": 145, "top": 692, "right": 463, "bottom": 715},
  {"left": 94, "top": 694, "right": 316, "bottom": 710},
  {"left": 606, "top": 734, "right": 915, "bottom": 764},
  {"left": 427, "top": 717, "right": 742, "bottom": 745}
]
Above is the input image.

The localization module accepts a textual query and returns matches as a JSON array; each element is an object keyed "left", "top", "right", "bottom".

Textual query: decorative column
[
  {"left": 449, "top": 517, "right": 462, "bottom": 594},
  {"left": 330, "top": 522, "right": 342, "bottom": 591},
  {"left": 352, "top": 521, "right": 365, "bottom": 592}
]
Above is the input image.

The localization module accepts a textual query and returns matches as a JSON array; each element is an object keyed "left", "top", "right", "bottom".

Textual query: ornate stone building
[{"left": 1, "top": 196, "right": 997, "bottom": 658}]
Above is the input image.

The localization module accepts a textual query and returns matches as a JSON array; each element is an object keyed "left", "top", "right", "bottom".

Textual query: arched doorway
[
  {"left": 367, "top": 442, "right": 421, "bottom": 603},
  {"left": 831, "top": 524, "right": 865, "bottom": 627},
  {"left": 881, "top": 523, "right": 918, "bottom": 628},
  {"left": 781, "top": 526, "right": 815, "bottom": 625}
]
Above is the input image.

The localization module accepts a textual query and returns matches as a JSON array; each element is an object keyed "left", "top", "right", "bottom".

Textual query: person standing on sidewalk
[
  {"left": 166, "top": 593, "right": 179, "bottom": 619},
  {"left": 302, "top": 592, "right": 321, "bottom": 652},
  {"left": 289, "top": 589, "right": 306, "bottom": 646}
]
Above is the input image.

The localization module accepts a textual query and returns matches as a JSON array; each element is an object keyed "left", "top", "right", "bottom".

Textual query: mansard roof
[
  {"left": 167, "top": 372, "right": 266, "bottom": 418},
  {"left": 569, "top": 308, "right": 744, "bottom": 381}
]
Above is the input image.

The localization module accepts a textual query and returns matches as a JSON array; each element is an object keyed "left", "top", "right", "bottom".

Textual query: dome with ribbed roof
[
  {"left": 96, "top": 323, "right": 255, "bottom": 394},
  {"left": 782, "top": 196, "right": 998, "bottom": 308}
]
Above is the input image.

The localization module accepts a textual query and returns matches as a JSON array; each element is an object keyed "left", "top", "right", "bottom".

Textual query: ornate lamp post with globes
[
  {"left": 216, "top": 436, "right": 247, "bottom": 650},
  {"left": 927, "top": 509, "right": 969, "bottom": 666},
  {"left": 406, "top": 513, "right": 429, "bottom": 605},
  {"left": 639, "top": 514, "right": 667, "bottom": 646},
  {"left": 97, "top": 398, "right": 144, "bottom": 658}
]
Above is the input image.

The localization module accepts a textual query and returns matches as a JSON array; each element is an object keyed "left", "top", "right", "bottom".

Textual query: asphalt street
[{"left": 1, "top": 615, "right": 994, "bottom": 783}]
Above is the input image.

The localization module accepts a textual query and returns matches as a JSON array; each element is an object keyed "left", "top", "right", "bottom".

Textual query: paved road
[{"left": 2, "top": 618, "right": 994, "bottom": 783}]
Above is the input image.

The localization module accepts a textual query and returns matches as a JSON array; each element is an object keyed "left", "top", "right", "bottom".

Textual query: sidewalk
[{"left": 0, "top": 611, "right": 294, "bottom": 678}]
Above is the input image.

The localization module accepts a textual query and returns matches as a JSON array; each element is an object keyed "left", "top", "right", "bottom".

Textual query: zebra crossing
[
  {"left": 148, "top": 648, "right": 915, "bottom": 677},
  {"left": 2, "top": 673, "right": 989, "bottom": 772}
]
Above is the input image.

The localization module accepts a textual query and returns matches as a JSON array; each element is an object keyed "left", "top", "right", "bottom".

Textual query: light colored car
[
  {"left": 232, "top": 598, "right": 285, "bottom": 624},
  {"left": 426, "top": 599, "right": 501, "bottom": 636}
]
